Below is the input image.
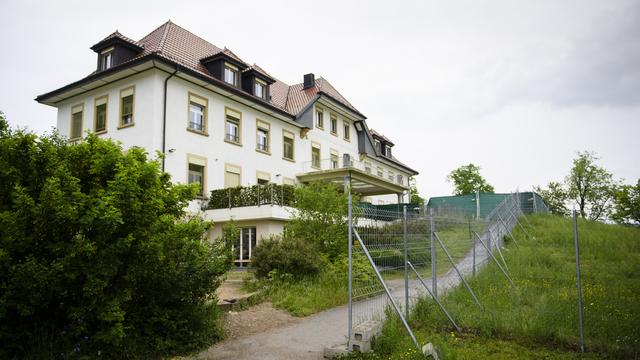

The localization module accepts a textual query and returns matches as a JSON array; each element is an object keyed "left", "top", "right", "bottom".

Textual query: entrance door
[{"left": 235, "top": 227, "right": 257, "bottom": 267}]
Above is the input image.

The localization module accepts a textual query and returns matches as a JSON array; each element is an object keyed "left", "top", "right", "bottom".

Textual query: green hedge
[{"left": 207, "top": 184, "right": 295, "bottom": 209}]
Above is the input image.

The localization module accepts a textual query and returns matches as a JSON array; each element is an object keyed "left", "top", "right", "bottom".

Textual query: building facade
[{"left": 36, "top": 21, "right": 418, "bottom": 266}]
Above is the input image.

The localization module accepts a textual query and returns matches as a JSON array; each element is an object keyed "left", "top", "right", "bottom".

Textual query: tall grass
[{"left": 346, "top": 214, "right": 640, "bottom": 359}]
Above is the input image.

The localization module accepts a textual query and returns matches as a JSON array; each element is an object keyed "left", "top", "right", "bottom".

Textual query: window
[
  {"left": 283, "top": 130, "right": 294, "bottom": 161},
  {"left": 188, "top": 93, "right": 208, "bottom": 133},
  {"left": 330, "top": 115, "right": 338, "bottom": 135},
  {"left": 94, "top": 96, "right": 108, "bottom": 133},
  {"left": 316, "top": 108, "right": 324, "bottom": 129},
  {"left": 224, "top": 63, "right": 238, "bottom": 85},
  {"left": 365, "top": 162, "right": 372, "bottom": 174},
  {"left": 225, "top": 164, "right": 241, "bottom": 188},
  {"left": 377, "top": 166, "right": 383, "bottom": 177},
  {"left": 330, "top": 150, "right": 339, "bottom": 169},
  {"left": 70, "top": 104, "right": 83, "bottom": 140},
  {"left": 225, "top": 107, "right": 242, "bottom": 144},
  {"left": 256, "top": 120, "right": 270, "bottom": 153},
  {"left": 100, "top": 47, "right": 113, "bottom": 70},
  {"left": 255, "top": 78, "right": 267, "bottom": 99},
  {"left": 397, "top": 175, "right": 404, "bottom": 185},
  {"left": 234, "top": 227, "right": 256, "bottom": 267},
  {"left": 257, "top": 171, "right": 270, "bottom": 185},
  {"left": 343, "top": 121, "right": 350, "bottom": 141},
  {"left": 119, "top": 86, "right": 134, "bottom": 127},
  {"left": 187, "top": 155, "right": 207, "bottom": 198},
  {"left": 385, "top": 145, "right": 392, "bottom": 158},
  {"left": 388, "top": 171, "right": 395, "bottom": 182},
  {"left": 374, "top": 139, "right": 381, "bottom": 153},
  {"left": 311, "top": 143, "right": 321, "bottom": 169}
]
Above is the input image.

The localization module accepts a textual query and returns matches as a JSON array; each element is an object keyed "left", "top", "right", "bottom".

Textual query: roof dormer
[
  {"left": 90, "top": 31, "right": 143, "bottom": 72},
  {"left": 241, "top": 64, "right": 275, "bottom": 101},
  {"left": 371, "top": 129, "right": 395, "bottom": 158},
  {"left": 200, "top": 48, "right": 248, "bottom": 88}
]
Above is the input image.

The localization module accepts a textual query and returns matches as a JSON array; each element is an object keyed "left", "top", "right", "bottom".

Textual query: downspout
[{"left": 162, "top": 67, "right": 179, "bottom": 172}]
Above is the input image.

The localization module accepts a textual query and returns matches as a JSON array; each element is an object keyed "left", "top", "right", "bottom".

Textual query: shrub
[
  {"left": 252, "top": 236, "right": 321, "bottom": 279},
  {"left": 0, "top": 127, "right": 230, "bottom": 359}
]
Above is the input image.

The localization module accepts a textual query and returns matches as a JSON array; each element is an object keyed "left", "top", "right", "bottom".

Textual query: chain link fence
[{"left": 347, "top": 191, "right": 546, "bottom": 351}]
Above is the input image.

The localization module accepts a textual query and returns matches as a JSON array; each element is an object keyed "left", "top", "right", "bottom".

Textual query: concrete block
[
  {"left": 350, "top": 339, "right": 372, "bottom": 353},
  {"left": 352, "top": 320, "right": 382, "bottom": 342}
]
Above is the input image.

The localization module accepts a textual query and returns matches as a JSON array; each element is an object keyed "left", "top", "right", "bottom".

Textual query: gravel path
[{"left": 197, "top": 230, "right": 502, "bottom": 359}]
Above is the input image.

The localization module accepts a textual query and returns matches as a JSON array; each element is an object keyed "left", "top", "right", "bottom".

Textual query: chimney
[{"left": 303, "top": 73, "right": 315, "bottom": 89}]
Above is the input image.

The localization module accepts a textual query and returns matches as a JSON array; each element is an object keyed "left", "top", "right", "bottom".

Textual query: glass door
[{"left": 235, "top": 227, "right": 257, "bottom": 267}]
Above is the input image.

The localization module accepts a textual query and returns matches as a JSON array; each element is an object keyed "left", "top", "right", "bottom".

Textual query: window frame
[
  {"left": 377, "top": 166, "right": 384, "bottom": 177},
  {"left": 118, "top": 85, "right": 135, "bottom": 129},
  {"left": 311, "top": 142, "right": 321, "bottom": 170},
  {"left": 256, "top": 119, "right": 271, "bottom": 154},
  {"left": 365, "top": 161, "right": 372, "bottom": 174},
  {"left": 100, "top": 47, "right": 114, "bottom": 71},
  {"left": 254, "top": 78, "right": 267, "bottom": 99},
  {"left": 343, "top": 120, "right": 351, "bottom": 141},
  {"left": 224, "top": 107, "right": 242, "bottom": 145},
  {"left": 256, "top": 170, "right": 271, "bottom": 185},
  {"left": 330, "top": 149, "right": 339, "bottom": 169},
  {"left": 223, "top": 62, "right": 239, "bottom": 86},
  {"left": 385, "top": 145, "right": 392, "bottom": 158},
  {"left": 224, "top": 163, "right": 242, "bottom": 188},
  {"left": 316, "top": 107, "right": 324, "bottom": 130},
  {"left": 93, "top": 95, "right": 108, "bottom": 134},
  {"left": 187, "top": 92, "right": 208, "bottom": 135},
  {"left": 282, "top": 129, "right": 295, "bottom": 162},
  {"left": 187, "top": 154, "right": 207, "bottom": 199},
  {"left": 69, "top": 103, "right": 84, "bottom": 141},
  {"left": 330, "top": 114, "right": 338, "bottom": 136}
]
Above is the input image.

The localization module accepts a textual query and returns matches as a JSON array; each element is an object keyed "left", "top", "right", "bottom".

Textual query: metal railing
[
  {"left": 206, "top": 184, "right": 295, "bottom": 209},
  {"left": 346, "top": 190, "right": 543, "bottom": 352},
  {"left": 300, "top": 158, "right": 406, "bottom": 186}
]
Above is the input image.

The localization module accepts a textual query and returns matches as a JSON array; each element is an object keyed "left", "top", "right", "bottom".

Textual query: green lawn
[{"left": 343, "top": 214, "right": 640, "bottom": 359}]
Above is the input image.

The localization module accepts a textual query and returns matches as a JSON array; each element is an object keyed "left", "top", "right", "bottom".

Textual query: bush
[
  {"left": 252, "top": 236, "right": 321, "bottom": 280},
  {"left": 0, "top": 126, "right": 230, "bottom": 359}
]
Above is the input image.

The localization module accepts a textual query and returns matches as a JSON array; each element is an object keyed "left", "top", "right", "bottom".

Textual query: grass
[
  {"left": 244, "top": 267, "right": 347, "bottom": 316},
  {"left": 343, "top": 214, "right": 640, "bottom": 359}
]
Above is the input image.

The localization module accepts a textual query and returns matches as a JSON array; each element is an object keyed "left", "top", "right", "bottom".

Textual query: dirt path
[{"left": 196, "top": 231, "right": 500, "bottom": 359}]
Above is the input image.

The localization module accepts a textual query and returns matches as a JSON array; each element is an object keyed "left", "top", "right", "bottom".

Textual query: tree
[
  {"left": 0, "top": 125, "right": 230, "bottom": 359},
  {"left": 566, "top": 151, "right": 615, "bottom": 220},
  {"left": 409, "top": 176, "right": 424, "bottom": 206},
  {"left": 534, "top": 181, "right": 569, "bottom": 216},
  {"left": 447, "top": 163, "right": 495, "bottom": 195},
  {"left": 610, "top": 180, "right": 640, "bottom": 225},
  {"left": 285, "top": 182, "right": 357, "bottom": 260}
]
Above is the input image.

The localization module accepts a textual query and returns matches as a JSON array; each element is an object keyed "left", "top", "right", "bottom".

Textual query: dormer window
[
  {"left": 254, "top": 78, "right": 267, "bottom": 99},
  {"left": 224, "top": 63, "right": 239, "bottom": 86},
  {"left": 375, "top": 139, "right": 381, "bottom": 153},
  {"left": 100, "top": 48, "right": 113, "bottom": 71},
  {"left": 385, "top": 145, "right": 392, "bottom": 158}
]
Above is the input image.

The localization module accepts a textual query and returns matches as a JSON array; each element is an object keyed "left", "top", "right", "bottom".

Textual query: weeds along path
[{"left": 196, "top": 234, "right": 497, "bottom": 360}]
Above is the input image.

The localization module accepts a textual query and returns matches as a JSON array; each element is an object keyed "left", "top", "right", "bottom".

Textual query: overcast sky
[{"left": 1, "top": 0, "right": 638, "bottom": 199}]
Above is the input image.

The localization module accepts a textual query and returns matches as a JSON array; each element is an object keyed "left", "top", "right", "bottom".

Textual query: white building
[{"left": 36, "top": 21, "right": 418, "bottom": 267}]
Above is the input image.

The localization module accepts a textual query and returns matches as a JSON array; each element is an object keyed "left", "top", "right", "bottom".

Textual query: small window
[
  {"left": 188, "top": 163, "right": 205, "bottom": 197},
  {"left": 100, "top": 48, "right": 113, "bottom": 71},
  {"left": 385, "top": 145, "right": 392, "bottom": 158},
  {"left": 365, "top": 162, "right": 372, "bottom": 174},
  {"left": 188, "top": 93, "right": 208, "bottom": 133},
  {"left": 311, "top": 144, "right": 321, "bottom": 169},
  {"left": 316, "top": 108, "right": 324, "bottom": 129},
  {"left": 330, "top": 115, "right": 338, "bottom": 135},
  {"left": 257, "top": 171, "right": 270, "bottom": 185},
  {"left": 225, "top": 108, "right": 242, "bottom": 144},
  {"left": 256, "top": 120, "right": 270, "bottom": 153},
  {"left": 343, "top": 121, "right": 350, "bottom": 141},
  {"left": 120, "top": 87, "right": 135, "bottom": 127},
  {"left": 283, "top": 130, "right": 295, "bottom": 161},
  {"left": 397, "top": 175, "right": 404, "bottom": 185},
  {"left": 374, "top": 139, "right": 381, "bottom": 153},
  {"left": 255, "top": 79, "right": 267, "bottom": 99},
  {"left": 224, "top": 63, "right": 238, "bottom": 86},
  {"left": 70, "top": 104, "right": 83, "bottom": 140},
  {"left": 94, "top": 96, "right": 108, "bottom": 133},
  {"left": 388, "top": 171, "right": 394, "bottom": 182},
  {"left": 377, "top": 166, "right": 383, "bottom": 177},
  {"left": 330, "top": 150, "right": 339, "bottom": 169},
  {"left": 225, "top": 164, "right": 241, "bottom": 188}
]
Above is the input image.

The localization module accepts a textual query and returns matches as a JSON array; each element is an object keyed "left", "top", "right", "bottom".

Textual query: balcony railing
[
  {"left": 300, "top": 157, "right": 405, "bottom": 186},
  {"left": 207, "top": 184, "right": 295, "bottom": 210}
]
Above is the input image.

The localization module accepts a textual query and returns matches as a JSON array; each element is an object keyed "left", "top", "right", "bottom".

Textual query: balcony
[
  {"left": 205, "top": 184, "right": 296, "bottom": 223},
  {"left": 298, "top": 157, "right": 409, "bottom": 196}
]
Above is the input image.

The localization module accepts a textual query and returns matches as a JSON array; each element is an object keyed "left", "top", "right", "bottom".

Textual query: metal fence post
[
  {"left": 573, "top": 210, "right": 585, "bottom": 353},
  {"left": 403, "top": 205, "right": 409, "bottom": 319},
  {"left": 430, "top": 208, "right": 437, "bottom": 298},
  {"left": 470, "top": 218, "right": 476, "bottom": 276},
  {"left": 346, "top": 176, "right": 353, "bottom": 350},
  {"left": 476, "top": 191, "right": 480, "bottom": 219}
]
